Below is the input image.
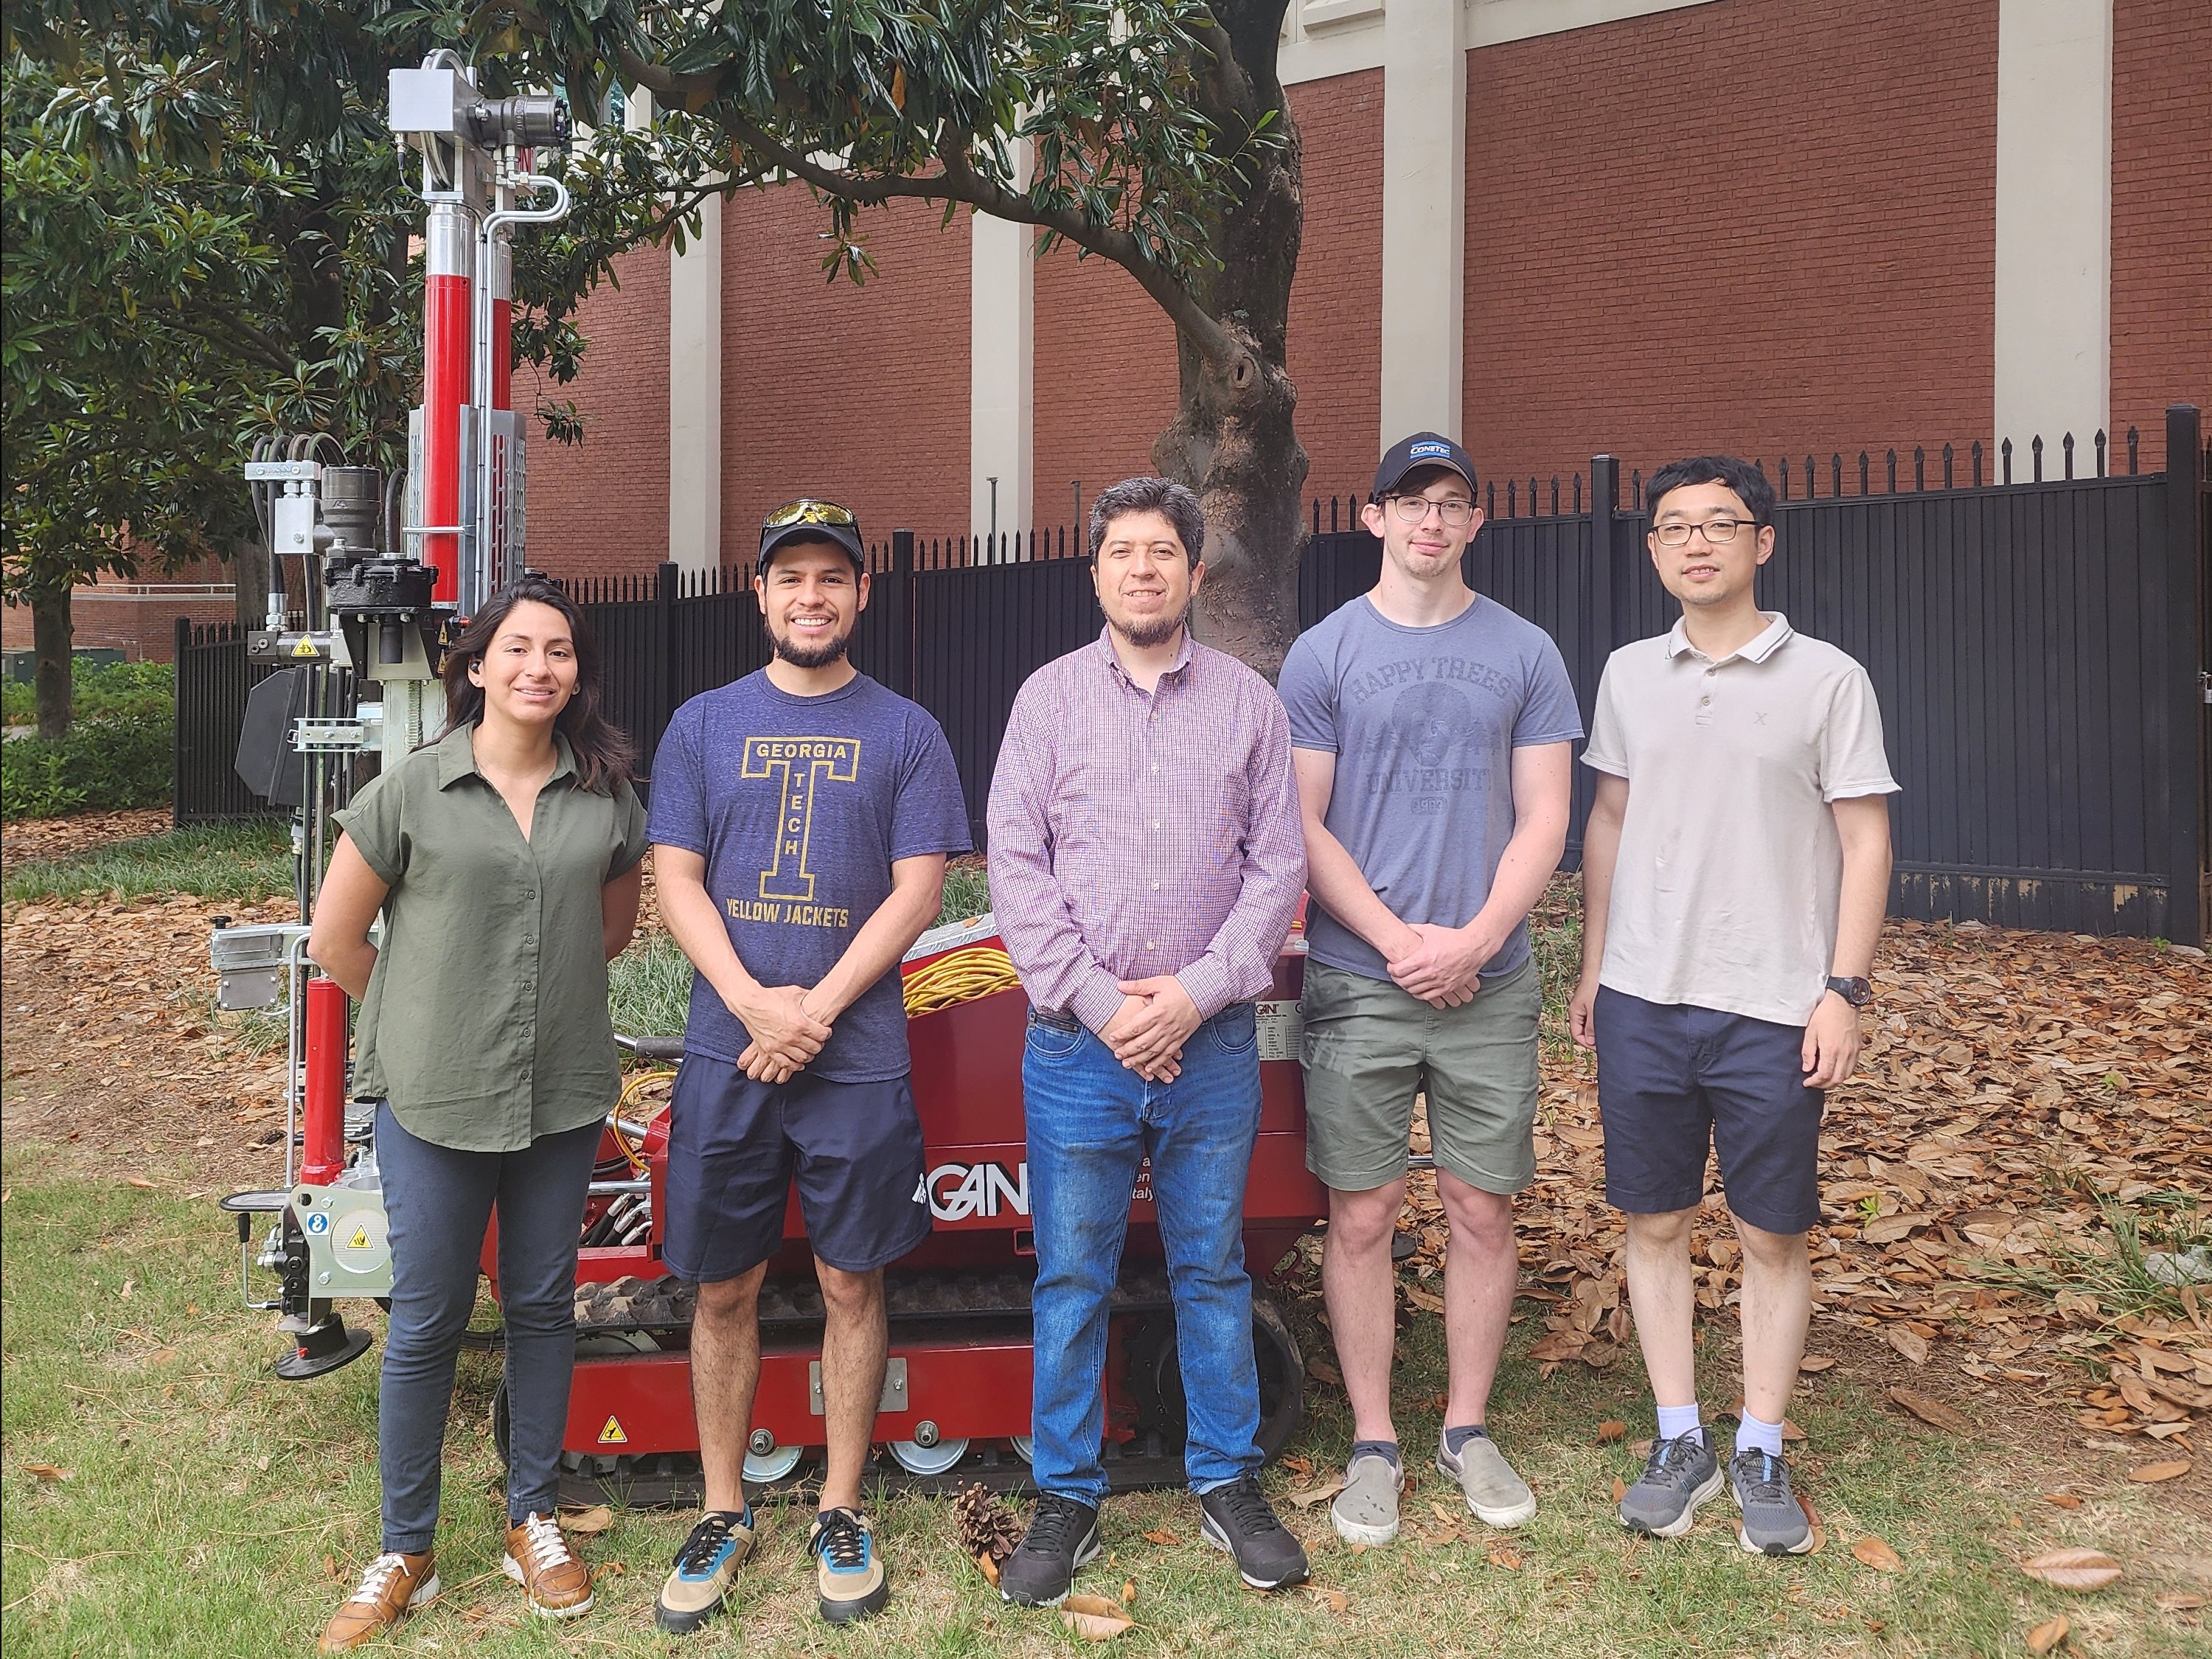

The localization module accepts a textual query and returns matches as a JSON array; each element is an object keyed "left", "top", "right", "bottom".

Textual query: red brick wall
[
  {"left": 1464, "top": 0, "right": 1999, "bottom": 492},
  {"left": 2111, "top": 0, "right": 2212, "bottom": 472},
  {"left": 719, "top": 187, "right": 969, "bottom": 561},
  {"left": 1032, "top": 69, "right": 1384, "bottom": 532},
  {"left": 524, "top": 245, "right": 671, "bottom": 580}
]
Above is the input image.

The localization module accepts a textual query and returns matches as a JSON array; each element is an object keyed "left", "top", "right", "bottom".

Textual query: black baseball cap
[
  {"left": 757, "top": 498, "right": 866, "bottom": 574},
  {"left": 1372, "top": 431, "right": 1476, "bottom": 501}
]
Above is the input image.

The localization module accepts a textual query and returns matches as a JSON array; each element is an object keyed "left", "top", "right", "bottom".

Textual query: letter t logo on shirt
[{"left": 740, "top": 736, "right": 861, "bottom": 901}]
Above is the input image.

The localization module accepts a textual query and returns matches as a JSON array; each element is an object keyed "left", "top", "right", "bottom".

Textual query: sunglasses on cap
[{"left": 762, "top": 498, "right": 858, "bottom": 531}]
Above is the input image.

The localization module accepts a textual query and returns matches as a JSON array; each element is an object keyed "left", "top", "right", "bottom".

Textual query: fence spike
[
  {"left": 2032, "top": 434, "right": 2045, "bottom": 482},
  {"left": 1914, "top": 445, "right": 1926, "bottom": 490},
  {"left": 1941, "top": 443, "right": 1953, "bottom": 488},
  {"left": 1507, "top": 480, "right": 1517, "bottom": 517},
  {"left": 1549, "top": 476, "right": 1560, "bottom": 515},
  {"left": 1486, "top": 481, "right": 1498, "bottom": 516},
  {"left": 1832, "top": 453, "right": 1843, "bottom": 496},
  {"left": 2094, "top": 428, "right": 2107, "bottom": 477},
  {"left": 1885, "top": 448, "right": 1898, "bottom": 493},
  {"left": 1528, "top": 476, "right": 1539, "bottom": 515},
  {"left": 1573, "top": 473, "right": 1583, "bottom": 514},
  {"left": 1860, "top": 451, "right": 1871, "bottom": 495},
  {"left": 2062, "top": 431, "right": 2076, "bottom": 480},
  {"left": 1778, "top": 456, "right": 1791, "bottom": 501},
  {"left": 1806, "top": 455, "right": 1817, "bottom": 499},
  {"left": 1972, "top": 439, "right": 1983, "bottom": 487},
  {"left": 2001, "top": 437, "right": 2013, "bottom": 484},
  {"left": 2127, "top": 425, "right": 2139, "bottom": 473},
  {"left": 1628, "top": 470, "right": 1640, "bottom": 510}
]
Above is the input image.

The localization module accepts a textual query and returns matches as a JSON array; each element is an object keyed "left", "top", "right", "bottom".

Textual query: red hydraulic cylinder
[
  {"left": 422, "top": 201, "right": 473, "bottom": 605},
  {"left": 300, "top": 977, "right": 349, "bottom": 1186}
]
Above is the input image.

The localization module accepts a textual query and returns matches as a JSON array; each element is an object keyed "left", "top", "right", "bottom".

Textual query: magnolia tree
[
  {"left": 515, "top": 0, "right": 1310, "bottom": 675},
  {"left": 1, "top": 4, "right": 709, "bottom": 734}
]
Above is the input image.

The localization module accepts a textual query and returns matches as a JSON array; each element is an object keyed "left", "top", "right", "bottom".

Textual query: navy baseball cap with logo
[
  {"left": 1371, "top": 431, "right": 1477, "bottom": 501},
  {"left": 757, "top": 498, "right": 867, "bottom": 574}
]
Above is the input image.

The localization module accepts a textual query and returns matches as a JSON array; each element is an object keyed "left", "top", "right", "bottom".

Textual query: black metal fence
[
  {"left": 176, "top": 406, "right": 2210, "bottom": 944},
  {"left": 173, "top": 619, "right": 286, "bottom": 826}
]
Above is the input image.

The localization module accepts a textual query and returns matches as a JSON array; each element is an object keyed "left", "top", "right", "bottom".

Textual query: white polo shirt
[{"left": 1582, "top": 612, "right": 1899, "bottom": 1026}]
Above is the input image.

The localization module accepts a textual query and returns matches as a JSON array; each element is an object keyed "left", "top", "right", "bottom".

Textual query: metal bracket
[
  {"left": 245, "top": 460, "right": 319, "bottom": 481},
  {"left": 293, "top": 718, "right": 368, "bottom": 754},
  {"left": 809, "top": 1357, "right": 907, "bottom": 1416}
]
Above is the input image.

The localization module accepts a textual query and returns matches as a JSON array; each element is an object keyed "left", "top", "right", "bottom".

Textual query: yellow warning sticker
[
  {"left": 348, "top": 1226, "right": 369, "bottom": 1250},
  {"left": 290, "top": 639, "right": 319, "bottom": 658},
  {"left": 597, "top": 1416, "right": 627, "bottom": 1445}
]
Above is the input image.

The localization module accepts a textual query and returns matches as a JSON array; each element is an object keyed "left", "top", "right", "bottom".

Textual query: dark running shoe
[
  {"left": 807, "top": 1507, "right": 890, "bottom": 1622},
  {"left": 998, "top": 1493, "right": 1102, "bottom": 1607},
  {"left": 1730, "top": 1450, "right": 1815, "bottom": 1555},
  {"left": 1197, "top": 1475, "right": 1310, "bottom": 1591},
  {"left": 655, "top": 1508, "right": 754, "bottom": 1633},
  {"left": 1617, "top": 1431, "right": 1724, "bottom": 1538}
]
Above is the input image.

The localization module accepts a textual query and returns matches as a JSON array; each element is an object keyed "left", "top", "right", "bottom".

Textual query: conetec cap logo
[{"left": 1409, "top": 441, "right": 1453, "bottom": 459}]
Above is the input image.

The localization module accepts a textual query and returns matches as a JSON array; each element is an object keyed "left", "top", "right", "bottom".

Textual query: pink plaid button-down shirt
[{"left": 986, "top": 628, "right": 1307, "bottom": 1032}]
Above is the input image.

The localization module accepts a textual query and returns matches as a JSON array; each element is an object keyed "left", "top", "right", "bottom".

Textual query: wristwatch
[{"left": 1826, "top": 975, "right": 1874, "bottom": 1008}]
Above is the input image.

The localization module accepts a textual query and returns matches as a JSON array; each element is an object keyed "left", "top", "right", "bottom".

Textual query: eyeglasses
[
  {"left": 1387, "top": 495, "right": 1477, "bottom": 527},
  {"left": 762, "top": 498, "right": 857, "bottom": 530},
  {"left": 1652, "top": 518, "right": 1758, "bottom": 547}
]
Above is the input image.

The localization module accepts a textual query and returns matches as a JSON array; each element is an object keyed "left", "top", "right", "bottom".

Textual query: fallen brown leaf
[
  {"left": 2126, "top": 1459, "right": 2192, "bottom": 1483},
  {"left": 1798, "top": 1495, "right": 1828, "bottom": 1554},
  {"left": 1798, "top": 1354, "right": 1838, "bottom": 1372},
  {"left": 2042, "top": 1492, "right": 2083, "bottom": 1509},
  {"left": 322, "top": 1554, "right": 341, "bottom": 1582},
  {"left": 1887, "top": 1326, "right": 1930, "bottom": 1366},
  {"left": 1851, "top": 1535, "right": 1902, "bottom": 1572},
  {"left": 1885, "top": 1387, "right": 1975, "bottom": 1435},
  {"left": 558, "top": 1504, "right": 614, "bottom": 1534},
  {"left": 21, "top": 1463, "right": 69, "bottom": 1482},
  {"left": 125, "top": 1176, "right": 156, "bottom": 1190},
  {"left": 1062, "top": 1593, "right": 1135, "bottom": 1640},
  {"left": 1288, "top": 1482, "right": 1343, "bottom": 1509},
  {"left": 1304, "top": 1585, "right": 1349, "bottom": 1614},
  {"left": 974, "top": 1550, "right": 1001, "bottom": 1587},
  {"left": 1610, "top": 1477, "right": 1627, "bottom": 1504},
  {"left": 2155, "top": 1591, "right": 2205, "bottom": 1612},
  {"left": 2020, "top": 1548, "right": 2123, "bottom": 1593},
  {"left": 1141, "top": 1527, "right": 1181, "bottom": 1546},
  {"left": 1487, "top": 1543, "right": 1521, "bottom": 1571},
  {"left": 1595, "top": 1419, "right": 1627, "bottom": 1443},
  {"left": 2026, "top": 1614, "right": 2070, "bottom": 1655},
  {"left": 1120, "top": 1580, "right": 1135, "bottom": 1606}
]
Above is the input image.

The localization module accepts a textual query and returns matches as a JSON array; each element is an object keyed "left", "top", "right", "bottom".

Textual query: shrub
[
  {"left": 1, "top": 709, "right": 174, "bottom": 819},
  {"left": 1, "top": 659, "right": 175, "bottom": 726}
]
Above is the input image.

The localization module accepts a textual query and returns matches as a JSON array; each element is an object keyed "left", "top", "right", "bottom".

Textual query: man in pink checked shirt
[{"left": 986, "top": 476, "right": 1310, "bottom": 1607}]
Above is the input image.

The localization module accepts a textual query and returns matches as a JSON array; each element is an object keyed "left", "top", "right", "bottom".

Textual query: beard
[
  {"left": 768, "top": 616, "right": 853, "bottom": 669},
  {"left": 1108, "top": 602, "right": 1191, "bottom": 650}
]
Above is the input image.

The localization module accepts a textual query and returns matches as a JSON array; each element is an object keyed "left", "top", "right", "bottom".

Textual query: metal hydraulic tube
[{"left": 422, "top": 202, "right": 473, "bottom": 605}]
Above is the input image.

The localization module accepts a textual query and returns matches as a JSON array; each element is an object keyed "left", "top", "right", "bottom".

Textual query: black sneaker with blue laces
[
  {"left": 1729, "top": 1450, "right": 1815, "bottom": 1554},
  {"left": 1617, "top": 1430, "right": 1723, "bottom": 1538}
]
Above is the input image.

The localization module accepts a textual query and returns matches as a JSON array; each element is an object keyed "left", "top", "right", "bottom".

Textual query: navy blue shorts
[
  {"left": 1593, "top": 987, "right": 1825, "bottom": 1235},
  {"left": 662, "top": 1056, "right": 932, "bottom": 1281}
]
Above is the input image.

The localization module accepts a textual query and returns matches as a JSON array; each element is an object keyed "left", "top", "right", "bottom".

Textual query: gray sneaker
[
  {"left": 1729, "top": 1450, "right": 1815, "bottom": 1555},
  {"left": 1617, "top": 1431, "right": 1723, "bottom": 1537},
  {"left": 1435, "top": 1431, "right": 1537, "bottom": 1528},
  {"left": 1329, "top": 1451, "right": 1404, "bottom": 1546}
]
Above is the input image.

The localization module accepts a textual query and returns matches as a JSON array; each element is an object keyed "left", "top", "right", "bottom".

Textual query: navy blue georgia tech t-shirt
[{"left": 646, "top": 670, "right": 972, "bottom": 1080}]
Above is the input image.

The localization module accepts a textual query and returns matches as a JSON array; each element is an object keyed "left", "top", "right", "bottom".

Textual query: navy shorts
[
  {"left": 1593, "top": 987, "right": 1825, "bottom": 1235},
  {"left": 662, "top": 1055, "right": 932, "bottom": 1281}
]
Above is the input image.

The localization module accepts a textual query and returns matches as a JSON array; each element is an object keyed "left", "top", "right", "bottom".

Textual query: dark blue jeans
[
  {"left": 375, "top": 1105, "right": 600, "bottom": 1553},
  {"left": 1022, "top": 1003, "right": 1264, "bottom": 1503}
]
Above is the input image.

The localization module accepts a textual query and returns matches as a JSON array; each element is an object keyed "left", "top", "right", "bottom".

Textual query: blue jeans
[
  {"left": 375, "top": 1105, "right": 601, "bottom": 1553},
  {"left": 1023, "top": 1002, "right": 1264, "bottom": 1503}
]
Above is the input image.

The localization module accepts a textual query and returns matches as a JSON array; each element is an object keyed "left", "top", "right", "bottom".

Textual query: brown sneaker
[
  {"left": 504, "top": 1512, "right": 594, "bottom": 1618},
  {"left": 319, "top": 1551, "right": 438, "bottom": 1652}
]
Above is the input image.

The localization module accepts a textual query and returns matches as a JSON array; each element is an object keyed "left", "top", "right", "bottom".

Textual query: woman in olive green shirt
[{"left": 308, "top": 576, "right": 645, "bottom": 1651}]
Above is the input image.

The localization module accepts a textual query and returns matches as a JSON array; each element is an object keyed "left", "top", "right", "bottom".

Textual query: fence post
[
  {"left": 890, "top": 529, "right": 917, "bottom": 699},
  {"left": 655, "top": 560, "right": 680, "bottom": 744},
  {"left": 1588, "top": 454, "right": 1619, "bottom": 679},
  {"left": 2163, "top": 405, "right": 2206, "bottom": 948},
  {"left": 173, "top": 616, "right": 191, "bottom": 830}
]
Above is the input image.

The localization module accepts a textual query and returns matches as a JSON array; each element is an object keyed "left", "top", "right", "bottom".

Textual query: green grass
[
  {"left": 2, "top": 820, "right": 292, "bottom": 905},
  {"left": 608, "top": 931, "right": 695, "bottom": 1039},
  {"left": 4, "top": 1153, "right": 2201, "bottom": 1658},
  {"left": 938, "top": 858, "right": 991, "bottom": 928}
]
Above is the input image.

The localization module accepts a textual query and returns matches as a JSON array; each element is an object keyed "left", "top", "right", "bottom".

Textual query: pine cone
[{"left": 953, "top": 1481, "right": 1023, "bottom": 1564}]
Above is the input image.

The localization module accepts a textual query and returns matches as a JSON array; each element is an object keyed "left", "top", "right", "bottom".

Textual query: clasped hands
[
  {"left": 734, "top": 983, "right": 834, "bottom": 1083},
  {"left": 1099, "top": 975, "right": 1203, "bottom": 1082},
  {"left": 1386, "top": 920, "right": 1495, "bottom": 1007}
]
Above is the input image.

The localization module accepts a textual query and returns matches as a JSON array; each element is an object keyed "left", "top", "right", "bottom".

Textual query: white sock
[
  {"left": 1736, "top": 1411, "right": 1786, "bottom": 1459},
  {"left": 1655, "top": 1402, "right": 1703, "bottom": 1444}
]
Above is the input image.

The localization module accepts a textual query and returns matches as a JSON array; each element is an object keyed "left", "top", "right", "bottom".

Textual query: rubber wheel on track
[{"left": 1122, "top": 1294, "right": 1304, "bottom": 1468}]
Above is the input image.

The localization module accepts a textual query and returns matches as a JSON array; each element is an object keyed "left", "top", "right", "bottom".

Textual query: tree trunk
[
  {"left": 232, "top": 533, "right": 272, "bottom": 633},
  {"left": 32, "top": 587, "right": 73, "bottom": 740},
  {"left": 1150, "top": 18, "right": 1309, "bottom": 684}
]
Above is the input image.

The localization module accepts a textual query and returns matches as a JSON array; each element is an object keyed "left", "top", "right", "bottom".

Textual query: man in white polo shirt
[{"left": 1569, "top": 455, "right": 1896, "bottom": 1556}]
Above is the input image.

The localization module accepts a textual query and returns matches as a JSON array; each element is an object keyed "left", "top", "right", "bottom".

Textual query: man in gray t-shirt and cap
[{"left": 1277, "top": 432, "right": 1582, "bottom": 1549}]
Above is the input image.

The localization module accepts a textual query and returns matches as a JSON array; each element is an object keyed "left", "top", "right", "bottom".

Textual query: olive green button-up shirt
[{"left": 332, "top": 722, "right": 648, "bottom": 1152}]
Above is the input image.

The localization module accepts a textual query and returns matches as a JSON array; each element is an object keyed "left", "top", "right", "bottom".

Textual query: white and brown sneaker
[
  {"left": 319, "top": 1551, "right": 439, "bottom": 1653},
  {"left": 504, "top": 1512, "right": 594, "bottom": 1618}
]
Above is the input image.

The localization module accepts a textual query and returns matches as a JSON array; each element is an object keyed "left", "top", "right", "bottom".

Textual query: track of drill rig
[{"left": 543, "top": 1265, "right": 1305, "bottom": 1506}]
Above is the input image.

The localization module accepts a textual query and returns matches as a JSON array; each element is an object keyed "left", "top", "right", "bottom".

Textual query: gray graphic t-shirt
[{"left": 1277, "top": 594, "right": 1583, "bottom": 983}]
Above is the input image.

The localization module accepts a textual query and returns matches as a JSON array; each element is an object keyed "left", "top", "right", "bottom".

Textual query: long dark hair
[{"left": 439, "top": 574, "right": 634, "bottom": 792}]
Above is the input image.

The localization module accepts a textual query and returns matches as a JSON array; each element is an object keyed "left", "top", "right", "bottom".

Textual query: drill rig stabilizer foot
[{"left": 274, "top": 1315, "right": 375, "bottom": 1381}]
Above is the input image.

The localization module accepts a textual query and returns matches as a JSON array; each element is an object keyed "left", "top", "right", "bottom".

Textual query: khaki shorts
[{"left": 1298, "top": 957, "right": 1542, "bottom": 1195}]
